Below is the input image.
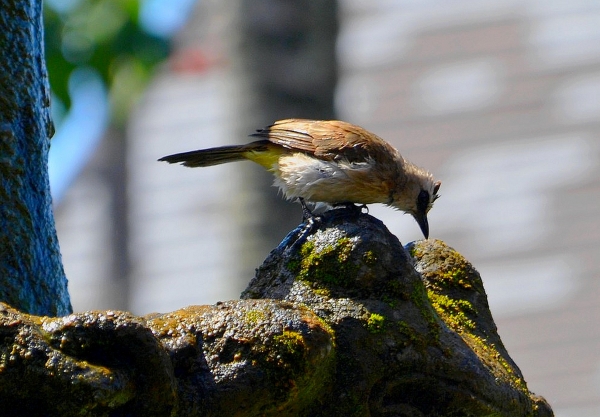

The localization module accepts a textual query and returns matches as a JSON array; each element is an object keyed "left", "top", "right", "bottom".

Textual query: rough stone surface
[
  {"left": 0, "top": 305, "right": 176, "bottom": 416},
  {"left": 243, "top": 208, "right": 554, "bottom": 416},
  {"left": 0, "top": 208, "right": 553, "bottom": 416},
  {"left": 147, "top": 300, "right": 334, "bottom": 416}
]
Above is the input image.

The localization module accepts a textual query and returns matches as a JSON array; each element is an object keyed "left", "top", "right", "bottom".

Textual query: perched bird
[{"left": 159, "top": 119, "right": 441, "bottom": 238}]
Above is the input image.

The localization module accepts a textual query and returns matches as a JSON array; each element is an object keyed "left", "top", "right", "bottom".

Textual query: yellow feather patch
[{"left": 243, "top": 146, "right": 285, "bottom": 171}]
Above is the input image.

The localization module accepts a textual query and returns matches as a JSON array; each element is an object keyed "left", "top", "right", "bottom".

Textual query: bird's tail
[{"left": 158, "top": 140, "right": 271, "bottom": 168}]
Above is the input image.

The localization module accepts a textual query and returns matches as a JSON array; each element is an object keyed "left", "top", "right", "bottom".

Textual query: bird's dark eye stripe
[{"left": 417, "top": 190, "right": 429, "bottom": 212}]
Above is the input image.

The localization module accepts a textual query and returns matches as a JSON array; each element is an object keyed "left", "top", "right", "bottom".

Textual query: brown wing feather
[
  {"left": 250, "top": 119, "right": 316, "bottom": 152},
  {"left": 250, "top": 119, "right": 396, "bottom": 163}
]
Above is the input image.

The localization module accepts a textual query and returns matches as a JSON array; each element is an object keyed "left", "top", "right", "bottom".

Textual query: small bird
[{"left": 159, "top": 119, "right": 441, "bottom": 238}]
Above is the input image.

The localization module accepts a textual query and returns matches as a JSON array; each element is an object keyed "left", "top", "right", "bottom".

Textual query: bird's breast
[{"left": 273, "top": 153, "right": 391, "bottom": 204}]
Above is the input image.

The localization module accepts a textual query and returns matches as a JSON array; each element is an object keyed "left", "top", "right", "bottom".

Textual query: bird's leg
[{"left": 298, "top": 197, "right": 316, "bottom": 223}]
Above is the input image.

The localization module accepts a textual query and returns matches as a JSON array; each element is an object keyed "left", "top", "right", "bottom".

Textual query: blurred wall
[{"left": 56, "top": 1, "right": 600, "bottom": 415}]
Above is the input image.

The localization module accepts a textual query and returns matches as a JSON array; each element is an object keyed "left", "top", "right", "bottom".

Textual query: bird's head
[{"left": 391, "top": 165, "right": 441, "bottom": 239}]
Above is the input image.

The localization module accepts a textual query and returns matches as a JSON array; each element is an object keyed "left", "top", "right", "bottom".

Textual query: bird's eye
[{"left": 417, "top": 190, "right": 430, "bottom": 212}]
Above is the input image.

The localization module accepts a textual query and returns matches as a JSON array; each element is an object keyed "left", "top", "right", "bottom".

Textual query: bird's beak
[{"left": 413, "top": 211, "right": 429, "bottom": 239}]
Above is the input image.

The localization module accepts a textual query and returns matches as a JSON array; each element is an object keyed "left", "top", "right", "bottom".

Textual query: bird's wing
[{"left": 250, "top": 119, "right": 396, "bottom": 162}]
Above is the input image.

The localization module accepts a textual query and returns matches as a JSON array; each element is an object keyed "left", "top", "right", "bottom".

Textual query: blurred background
[{"left": 46, "top": 0, "right": 600, "bottom": 415}]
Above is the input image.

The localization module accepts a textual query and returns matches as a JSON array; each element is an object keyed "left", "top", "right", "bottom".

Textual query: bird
[{"left": 159, "top": 119, "right": 441, "bottom": 238}]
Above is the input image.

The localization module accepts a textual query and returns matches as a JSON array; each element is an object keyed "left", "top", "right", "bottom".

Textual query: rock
[
  {"left": 0, "top": 306, "right": 176, "bottom": 416},
  {"left": 243, "top": 208, "right": 554, "bottom": 416},
  {"left": 147, "top": 300, "right": 334, "bottom": 416},
  {"left": 0, "top": 207, "right": 554, "bottom": 416}
]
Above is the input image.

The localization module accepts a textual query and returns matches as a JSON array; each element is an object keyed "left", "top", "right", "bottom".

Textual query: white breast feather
[{"left": 273, "top": 153, "right": 372, "bottom": 202}]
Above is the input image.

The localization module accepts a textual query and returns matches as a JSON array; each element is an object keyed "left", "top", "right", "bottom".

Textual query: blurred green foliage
[{"left": 44, "top": 0, "right": 171, "bottom": 125}]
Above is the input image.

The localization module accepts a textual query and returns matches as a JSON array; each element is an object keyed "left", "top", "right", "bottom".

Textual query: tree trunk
[{"left": 0, "top": 0, "right": 71, "bottom": 316}]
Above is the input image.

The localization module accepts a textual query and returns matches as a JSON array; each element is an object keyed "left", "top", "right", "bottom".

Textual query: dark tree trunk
[{"left": 0, "top": 0, "right": 71, "bottom": 316}]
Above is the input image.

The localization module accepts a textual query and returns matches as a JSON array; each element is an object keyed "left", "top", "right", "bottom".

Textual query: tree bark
[{"left": 0, "top": 0, "right": 71, "bottom": 316}]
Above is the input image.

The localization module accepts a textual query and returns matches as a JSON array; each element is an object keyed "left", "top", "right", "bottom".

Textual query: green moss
[
  {"left": 286, "top": 258, "right": 301, "bottom": 273},
  {"left": 362, "top": 250, "right": 377, "bottom": 266},
  {"left": 437, "top": 268, "right": 472, "bottom": 290},
  {"left": 313, "top": 314, "right": 337, "bottom": 342},
  {"left": 293, "top": 237, "right": 358, "bottom": 287},
  {"left": 409, "top": 241, "right": 532, "bottom": 400},
  {"left": 273, "top": 330, "right": 305, "bottom": 360},
  {"left": 465, "top": 332, "right": 528, "bottom": 392},
  {"left": 366, "top": 313, "right": 385, "bottom": 334},
  {"left": 409, "top": 241, "right": 477, "bottom": 293},
  {"left": 426, "top": 289, "right": 528, "bottom": 393},
  {"left": 408, "top": 244, "right": 420, "bottom": 258},
  {"left": 248, "top": 329, "right": 308, "bottom": 404},
  {"left": 411, "top": 280, "right": 425, "bottom": 308},
  {"left": 313, "top": 288, "right": 331, "bottom": 297},
  {"left": 411, "top": 280, "right": 440, "bottom": 338},
  {"left": 244, "top": 309, "right": 266, "bottom": 325},
  {"left": 300, "top": 240, "right": 316, "bottom": 257},
  {"left": 261, "top": 328, "right": 336, "bottom": 416},
  {"left": 427, "top": 291, "right": 476, "bottom": 332}
]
